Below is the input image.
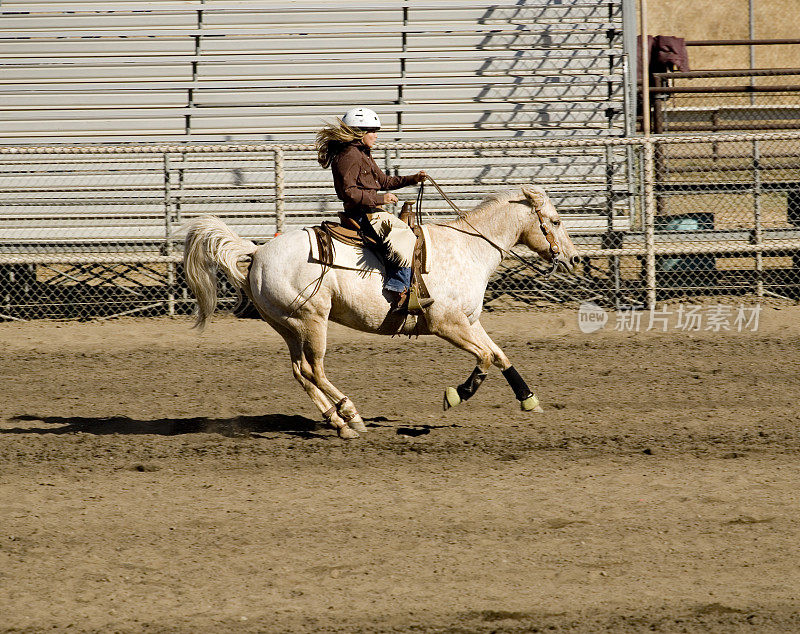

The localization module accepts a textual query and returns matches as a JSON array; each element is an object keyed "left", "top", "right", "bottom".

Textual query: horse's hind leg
[
  {"left": 301, "top": 322, "right": 369, "bottom": 433},
  {"left": 277, "top": 322, "right": 359, "bottom": 439}
]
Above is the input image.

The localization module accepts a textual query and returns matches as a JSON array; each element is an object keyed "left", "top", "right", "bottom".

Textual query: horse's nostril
[{"left": 570, "top": 255, "right": 580, "bottom": 266}]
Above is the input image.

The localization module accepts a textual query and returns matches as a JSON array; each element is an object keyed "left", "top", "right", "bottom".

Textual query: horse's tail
[{"left": 183, "top": 215, "right": 258, "bottom": 330}]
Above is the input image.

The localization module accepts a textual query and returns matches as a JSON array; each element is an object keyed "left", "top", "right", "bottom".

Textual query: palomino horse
[{"left": 184, "top": 185, "right": 579, "bottom": 439}]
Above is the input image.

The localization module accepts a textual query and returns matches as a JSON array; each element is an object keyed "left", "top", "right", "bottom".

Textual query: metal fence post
[
  {"left": 163, "top": 152, "right": 175, "bottom": 316},
  {"left": 643, "top": 138, "right": 657, "bottom": 309},
  {"left": 752, "top": 139, "right": 764, "bottom": 297},
  {"left": 604, "top": 144, "right": 622, "bottom": 303},
  {"left": 274, "top": 146, "right": 285, "bottom": 235}
]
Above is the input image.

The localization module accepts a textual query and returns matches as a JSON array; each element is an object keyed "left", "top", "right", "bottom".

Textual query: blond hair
[{"left": 315, "top": 119, "right": 365, "bottom": 168}]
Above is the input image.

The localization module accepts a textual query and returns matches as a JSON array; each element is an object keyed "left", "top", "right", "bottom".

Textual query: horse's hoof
[
  {"left": 349, "top": 420, "right": 368, "bottom": 433},
  {"left": 443, "top": 387, "right": 461, "bottom": 410},
  {"left": 520, "top": 395, "right": 542, "bottom": 412},
  {"left": 337, "top": 426, "right": 360, "bottom": 439}
]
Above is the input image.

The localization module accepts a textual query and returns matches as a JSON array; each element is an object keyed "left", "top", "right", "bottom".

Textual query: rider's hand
[
  {"left": 416, "top": 171, "right": 427, "bottom": 183},
  {"left": 383, "top": 192, "right": 399, "bottom": 205}
]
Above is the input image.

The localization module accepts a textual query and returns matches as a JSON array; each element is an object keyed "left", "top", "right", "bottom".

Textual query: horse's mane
[{"left": 465, "top": 186, "right": 540, "bottom": 218}]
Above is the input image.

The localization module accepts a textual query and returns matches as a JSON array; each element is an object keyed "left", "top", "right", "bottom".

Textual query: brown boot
[{"left": 388, "top": 289, "right": 410, "bottom": 314}]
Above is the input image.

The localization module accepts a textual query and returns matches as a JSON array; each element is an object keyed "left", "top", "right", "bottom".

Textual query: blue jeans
[
  {"left": 385, "top": 265, "right": 412, "bottom": 293},
  {"left": 350, "top": 209, "right": 411, "bottom": 294}
]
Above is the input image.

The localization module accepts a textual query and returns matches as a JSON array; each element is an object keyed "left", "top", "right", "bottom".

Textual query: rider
[{"left": 315, "top": 107, "right": 432, "bottom": 313}]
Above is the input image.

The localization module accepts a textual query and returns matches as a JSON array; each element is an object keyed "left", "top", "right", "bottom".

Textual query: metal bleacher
[
  {"left": 0, "top": 1, "right": 630, "bottom": 143},
  {"left": 0, "top": 1, "right": 635, "bottom": 265}
]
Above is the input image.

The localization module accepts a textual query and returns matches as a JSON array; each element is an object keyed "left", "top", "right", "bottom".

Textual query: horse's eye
[{"left": 552, "top": 220, "right": 561, "bottom": 227}]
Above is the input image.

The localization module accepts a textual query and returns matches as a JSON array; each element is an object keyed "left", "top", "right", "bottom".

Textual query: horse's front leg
[
  {"left": 433, "top": 317, "right": 543, "bottom": 412},
  {"left": 471, "top": 320, "right": 543, "bottom": 412},
  {"left": 429, "top": 316, "right": 494, "bottom": 409},
  {"left": 444, "top": 364, "right": 489, "bottom": 410}
]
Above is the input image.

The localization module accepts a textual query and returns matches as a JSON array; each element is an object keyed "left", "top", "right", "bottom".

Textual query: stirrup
[
  {"left": 389, "top": 289, "right": 434, "bottom": 315},
  {"left": 408, "top": 292, "right": 434, "bottom": 312}
]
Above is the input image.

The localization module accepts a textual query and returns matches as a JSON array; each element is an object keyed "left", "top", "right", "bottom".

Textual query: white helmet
[{"left": 342, "top": 107, "right": 381, "bottom": 130}]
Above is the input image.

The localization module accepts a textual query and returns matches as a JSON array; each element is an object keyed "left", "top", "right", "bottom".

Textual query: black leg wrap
[
  {"left": 456, "top": 367, "right": 487, "bottom": 402},
  {"left": 502, "top": 365, "right": 533, "bottom": 401}
]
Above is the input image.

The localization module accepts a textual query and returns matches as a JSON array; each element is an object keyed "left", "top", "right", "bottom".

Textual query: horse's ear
[{"left": 521, "top": 186, "right": 545, "bottom": 210}]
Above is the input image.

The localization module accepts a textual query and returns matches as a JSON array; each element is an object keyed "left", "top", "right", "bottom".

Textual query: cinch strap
[
  {"left": 502, "top": 366, "right": 533, "bottom": 401},
  {"left": 456, "top": 367, "right": 488, "bottom": 401}
]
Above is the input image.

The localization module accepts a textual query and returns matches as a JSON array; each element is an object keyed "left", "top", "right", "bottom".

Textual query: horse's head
[{"left": 517, "top": 186, "right": 580, "bottom": 274}]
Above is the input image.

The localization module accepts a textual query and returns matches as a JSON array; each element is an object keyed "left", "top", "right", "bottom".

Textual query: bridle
[
  {"left": 420, "top": 176, "right": 564, "bottom": 275},
  {"left": 534, "top": 202, "right": 560, "bottom": 262}
]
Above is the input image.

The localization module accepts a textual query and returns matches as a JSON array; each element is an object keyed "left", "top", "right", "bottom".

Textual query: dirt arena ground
[{"left": 2, "top": 305, "right": 800, "bottom": 633}]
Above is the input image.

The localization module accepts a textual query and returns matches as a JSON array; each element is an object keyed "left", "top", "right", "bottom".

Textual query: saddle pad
[
  {"left": 305, "top": 227, "right": 381, "bottom": 274},
  {"left": 304, "top": 225, "right": 433, "bottom": 275}
]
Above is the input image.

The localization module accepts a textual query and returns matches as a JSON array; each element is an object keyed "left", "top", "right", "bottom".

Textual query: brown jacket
[{"left": 331, "top": 141, "right": 418, "bottom": 214}]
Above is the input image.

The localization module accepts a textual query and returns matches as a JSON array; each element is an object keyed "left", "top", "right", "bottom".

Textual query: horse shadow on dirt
[
  {"left": 3, "top": 415, "right": 455, "bottom": 440},
  {"left": 2, "top": 413, "right": 361, "bottom": 440}
]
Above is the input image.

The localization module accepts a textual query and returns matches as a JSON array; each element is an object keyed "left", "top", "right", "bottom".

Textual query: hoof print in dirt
[{"left": 128, "top": 463, "right": 160, "bottom": 472}]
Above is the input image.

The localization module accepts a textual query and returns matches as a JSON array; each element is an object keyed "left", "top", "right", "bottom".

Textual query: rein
[{"left": 420, "top": 176, "right": 562, "bottom": 275}]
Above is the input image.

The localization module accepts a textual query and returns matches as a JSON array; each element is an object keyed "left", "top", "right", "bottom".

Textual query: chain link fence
[
  {"left": 652, "top": 134, "right": 800, "bottom": 302},
  {"left": 1, "top": 133, "right": 799, "bottom": 320}
]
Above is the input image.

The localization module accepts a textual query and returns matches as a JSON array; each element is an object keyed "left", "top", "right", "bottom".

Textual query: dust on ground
[{"left": 2, "top": 306, "right": 800, "bottom": 633}]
